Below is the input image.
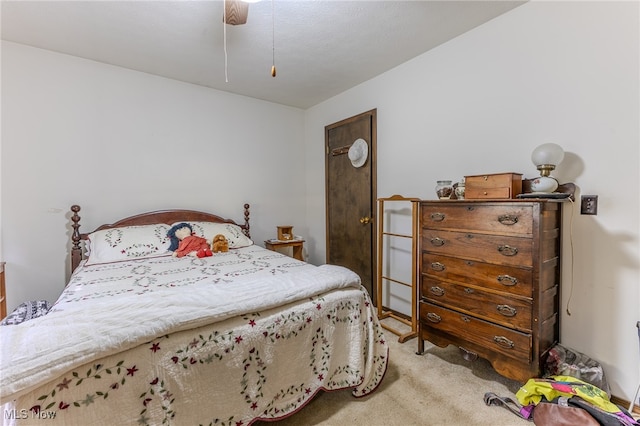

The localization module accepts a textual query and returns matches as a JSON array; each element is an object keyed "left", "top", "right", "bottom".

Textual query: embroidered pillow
[
  {"left": 171, "top": 221, "right": 253, "bottom": 249},
  {"left": 85, "top": 223, "right": 172, "bottom": 266}
]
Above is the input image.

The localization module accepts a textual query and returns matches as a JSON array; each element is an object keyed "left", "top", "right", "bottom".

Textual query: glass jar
[
  {"left": 435, "top": 180, "right": 453, "bottom": 199},
  {"left": 455, "top": 179, "right": 465, "bottom": 200}
]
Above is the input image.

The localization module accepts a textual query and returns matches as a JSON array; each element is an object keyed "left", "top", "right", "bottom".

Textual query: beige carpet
[{"left": 255, "top": 318, "right": 530, "bottom": 425}]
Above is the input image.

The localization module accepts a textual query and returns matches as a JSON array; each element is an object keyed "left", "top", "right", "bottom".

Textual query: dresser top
[{"left": 421, "top": 198, "right": 569, "bottom": 203}]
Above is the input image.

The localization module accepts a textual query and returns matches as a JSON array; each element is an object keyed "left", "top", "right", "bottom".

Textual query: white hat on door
[{"left": 348, "top": 138, "right": 368, "bottom": 168}]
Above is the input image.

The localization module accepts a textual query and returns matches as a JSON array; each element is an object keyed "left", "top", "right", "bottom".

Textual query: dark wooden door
[{"left": 325, "top": 109, "right": 377, "bottom": 301}]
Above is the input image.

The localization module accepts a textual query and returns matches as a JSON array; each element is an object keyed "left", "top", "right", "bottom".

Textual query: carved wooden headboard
[{"left": 69, "top": 204, "right": 250, "bottom": 271}]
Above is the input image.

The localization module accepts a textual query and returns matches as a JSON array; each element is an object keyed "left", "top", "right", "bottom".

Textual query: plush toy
[
  {"left": 211, "top": 234, "right": 229, "bottom": 253},
  {"left": 167, "top": 222, "right": 212, "bottom": 258}
]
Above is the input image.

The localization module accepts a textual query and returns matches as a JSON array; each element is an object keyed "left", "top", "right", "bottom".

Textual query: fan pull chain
[{"left": 271, "top": 0, "right": 276, "bottom": 77}]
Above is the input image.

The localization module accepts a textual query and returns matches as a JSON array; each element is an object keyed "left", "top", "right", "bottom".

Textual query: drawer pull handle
[
  {"left": 430, "top": 237, "right": 445, "bottom": 247},
  {"left": 426, "top": 312, "right": 442, "bottom": 323},
  {"left": 493, "top": 336, "right": 515, "bottom": 349},
  {"left": 497, "top": 245, "right": 518, "bottom": 256},
  {"left": 464, "top": 288, "right": 474, "bottom": 294},
  {"left": 430, "top": 262, "right": 445, "bottom": 272},
  {"left": 466, "top": 206, "right": 475, "bottom": 211},
  {"left": 497, "top": 275, "right": 518, "bottom": 286},
  {"left": 460, "top": 315, "right": 471, "bottom": 323},
  {"left": 497, "top": 304, "right": 517, "bottom": 317},
  {"left": 430, "top": 212, "right": 445, "bottom": 222},
  {"left": 498, "top": 214, "right": 519, "bottom": 225},
  {"left": 430, "top": 286, "right": 445, "bottom": 296}
]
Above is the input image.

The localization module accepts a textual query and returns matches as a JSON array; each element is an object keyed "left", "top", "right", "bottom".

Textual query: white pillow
[
  {"left": 85, "top": 223, "right": 172, "bottom": 266},
  {"left": 172, "top": 221, "right": 253, "bottom": 249}
]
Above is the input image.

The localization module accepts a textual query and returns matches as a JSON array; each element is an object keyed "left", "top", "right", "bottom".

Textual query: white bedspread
[{"left": 0, "top": 246, "right": 371, "bottom": 404}]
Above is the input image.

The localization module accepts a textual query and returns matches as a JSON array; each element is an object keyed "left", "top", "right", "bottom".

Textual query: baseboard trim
[{"left": 611, "top": 394, "right": 639, "bottom": 416}]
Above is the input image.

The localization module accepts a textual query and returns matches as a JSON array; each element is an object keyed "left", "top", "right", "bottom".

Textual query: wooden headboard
[{"left": 70, "top": 204, "right": 250, "bottom": 271}]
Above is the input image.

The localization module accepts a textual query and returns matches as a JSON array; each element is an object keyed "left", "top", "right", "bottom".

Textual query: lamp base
[{"left": 530, "top": 176, "right": 559, "bottom": 193}]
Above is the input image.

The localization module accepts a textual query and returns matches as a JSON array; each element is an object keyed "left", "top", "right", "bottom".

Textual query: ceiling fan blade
[{"left": 224, "top": 0, "right": 249, "bottom": 26}]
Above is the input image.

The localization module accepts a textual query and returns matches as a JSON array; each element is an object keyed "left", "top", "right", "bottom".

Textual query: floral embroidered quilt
[{"left": 0, "top": 245, "right": 388, "bottom": 425}]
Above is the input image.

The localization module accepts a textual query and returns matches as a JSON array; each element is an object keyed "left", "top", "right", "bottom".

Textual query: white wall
[
  {"left": 305, "top": 1, "right": 639, "bottom": 402},
  {"left": 1, "top": 41, "right": 306, "bottom": 311}
]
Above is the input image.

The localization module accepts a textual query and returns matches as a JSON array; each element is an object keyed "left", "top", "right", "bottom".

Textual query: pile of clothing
[
  {"left": 484, "top": 343, "right": 638, "bottom": 426},
  {"left": 0, "top": 300, "right": 50, "bottom": 326}
]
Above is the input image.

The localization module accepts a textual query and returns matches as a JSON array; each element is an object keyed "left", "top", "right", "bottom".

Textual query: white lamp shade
[{"left": 531, "top": 143, "right": 565, "bottom": 167}]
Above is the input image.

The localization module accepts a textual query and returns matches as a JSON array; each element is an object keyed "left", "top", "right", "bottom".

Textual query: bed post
[
  {"left": 71, "top": 205, "right": 82, "bottom": 271},
  {"left": 244, "top": 203, "right": 251, "bottom": 238}
]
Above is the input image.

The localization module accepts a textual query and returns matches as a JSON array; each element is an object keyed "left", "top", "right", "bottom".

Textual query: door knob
[{"left": 360, "top": 216, "right": 371, "bottom": 224}]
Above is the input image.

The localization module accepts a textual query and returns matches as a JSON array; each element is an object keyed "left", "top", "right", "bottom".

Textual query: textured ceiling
[{"left": 1, "top": 1, "right": 526, "bottom": 109}]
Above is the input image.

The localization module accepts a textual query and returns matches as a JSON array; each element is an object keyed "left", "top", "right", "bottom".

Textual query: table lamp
[{"left": 530, "top": 143, "right": 564, "bottom": 193}]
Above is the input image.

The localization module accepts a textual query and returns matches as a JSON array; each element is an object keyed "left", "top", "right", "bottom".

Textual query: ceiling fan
[
  {"left": 223, "top": 0, "right": 251, "bottom": 26},
  {"left": 222, "top": 0, "right": 276, "bottom": 77}
]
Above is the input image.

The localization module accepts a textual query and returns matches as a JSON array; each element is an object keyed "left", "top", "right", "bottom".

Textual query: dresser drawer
[
  {"left": 466, "top": 186, "right": 513, "bottom": 199},
  {"left": 421, "top": 253, "right": 532, "bottom": 298},
  {"left": 421, "top": 229, "right": 533, "bottom": 267},
  {"left": 421, "top": 279, "right": 532, "bottom": 331},
  {"left": 420, "top": 301, "right": 531, "bottom": 362},
  {"left": 421, "top": 203, "right": 533, "bottom": 235}
]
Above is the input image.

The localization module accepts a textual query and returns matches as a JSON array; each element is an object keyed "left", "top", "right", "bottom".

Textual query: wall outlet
[{"left": 581, "top": 195, "right": 598, "bottom": 215}]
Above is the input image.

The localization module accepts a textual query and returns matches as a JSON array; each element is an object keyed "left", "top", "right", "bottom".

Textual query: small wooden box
[
  {"left": 464, "top": 173, "right": 523, "bottom": 199},
  {"left": 277, "top": 226, "right": 293, "bottom": 241}
]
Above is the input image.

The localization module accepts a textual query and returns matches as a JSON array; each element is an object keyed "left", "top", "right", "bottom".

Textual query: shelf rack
[{"left": 376, "top": 195, "right": 419, "bottom": 343}]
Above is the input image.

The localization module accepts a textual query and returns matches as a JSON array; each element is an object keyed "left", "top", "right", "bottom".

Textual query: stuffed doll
[
  {"left": 167, "top": 223, "right": 212, "bottom": 258},
  {"left": 211, "top": 234, "right": 229, "bottom": 253}
]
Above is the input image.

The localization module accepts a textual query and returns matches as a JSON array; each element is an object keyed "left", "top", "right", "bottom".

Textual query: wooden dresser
[{"left": 417, "top": 200, "right": 562, "bottom": 383}]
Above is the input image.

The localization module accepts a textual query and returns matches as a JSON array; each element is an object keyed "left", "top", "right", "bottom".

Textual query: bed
[{"left": 0, "top": 204, "right": 388, "bottom": 425}]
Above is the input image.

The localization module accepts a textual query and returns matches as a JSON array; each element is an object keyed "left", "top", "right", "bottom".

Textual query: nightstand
[
  {"left": 0, "top": 262, "right": 6, "bottom": 320},
  {"left": 264, "top": 239, "right": 305, "bottom": 261}
]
